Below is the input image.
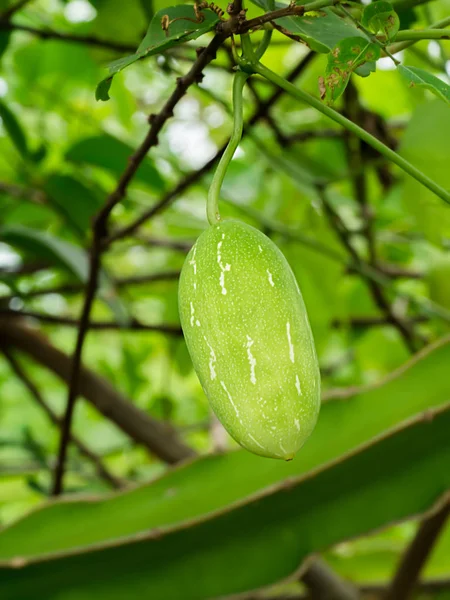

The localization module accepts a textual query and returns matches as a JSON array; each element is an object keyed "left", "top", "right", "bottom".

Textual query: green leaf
[
  {"left": 361, "top": 1, "right": 400, "bottom": 41},
  {"left": 1, "top": 226, "right": 90, "bottom": 281},
  {"left": 0, "top": 100, "right": 28, "bottom": 159},
  {"left": 0, "top": 226, "right": 129, "bottom": 325},
  {"left": 95, "top": 5, "right": 220, "bottom": 101},
  {"left": 1, "top": 401, "right": 450, "bottom": 599},
  {"left": 65, "top": 134, "right": 165, "bottom": 191},
  {"left": 275, "top": 8, "right": 367, "bottom": 54},
  {"left": 398, "top": 65, "right": 450, "bottom": 105},
  {"left": 0, "top": 337, "right": 449, "bottom": 599},
  {"left": 43, "top": 174, "right": 103, "bottom": 236},
  {"left": 323, "top": 37, "right": 381, "bottom": 103}
]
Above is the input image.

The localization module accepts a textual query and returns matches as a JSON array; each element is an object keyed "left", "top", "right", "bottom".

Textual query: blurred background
[{"left": 0, "top": 0, "right": 449, "bottom": 597}]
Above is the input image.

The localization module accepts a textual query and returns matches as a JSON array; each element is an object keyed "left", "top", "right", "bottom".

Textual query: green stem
[
  {"left": 389, "top": 16, "right": 450, "bottom": 53},
  {"left": 207, "top": 70, "right": 249, "bottom": 225},
  {"left": 394, "top": 29, "right": 450, "bottom": 41},
  {"left": 303, "top": 0, "right": 338, "bottom": 12},
  {"left": 253, "top": 62, "right": 450, "bottom": 206},
  {"left": 255, "top": 29, "right": 273, "bottom": 60}
]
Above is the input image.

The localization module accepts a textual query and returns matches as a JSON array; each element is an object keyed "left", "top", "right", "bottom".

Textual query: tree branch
[
  {"left": 0, "top": 318, "right": 194, "bottom": 463},
  {"left": 1, "top": 347, "right": 125, "bottom": 489},
  {"left": 0, "top": 309, "right": 183, "bottom": 333},
  {"left": 385, "top": 494, "right": 450, "bottom": 600},
  {"left": 0, "top": 21, "right": 137, "bottom": 52},
  {"left": 51, "top": 34, "right": 224, "bottom": 495},
  {"left": 301, "top": 557, "right": 359, "bottom": 600},
  {"left": 0, "top": 270, "right": 182, "bottom": 302}
]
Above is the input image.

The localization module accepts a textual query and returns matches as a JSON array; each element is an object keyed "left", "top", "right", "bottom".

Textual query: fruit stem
[{"left": 207, "top": 69, "right": 249, "bottom": 225}]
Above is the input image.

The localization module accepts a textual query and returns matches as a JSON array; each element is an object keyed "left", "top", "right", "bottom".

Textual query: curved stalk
[
  {"left": 207, "top": 69, "right": 249, "bottom": 225},
  {"left": 255, "top": 29, "right": 273, "bottom": 60}
]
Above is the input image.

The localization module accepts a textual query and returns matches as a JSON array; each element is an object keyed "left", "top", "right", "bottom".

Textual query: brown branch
[
  {"left": 385, "top": 494, "right": 450, "bottom": 600},
  {"left": 0, "top": 181, "right": 46, "bottom": 203},
  {"left": 107, "top": 51, "right": 315, "bottom": 244},
  {"left": 1, "top": 347, "right": 125, "bottom": 489},
  {"left": 0, "top": 21, "right": 137, "bottom": 53},
  {"left": 347, "top": 262, "right": 423, "bottom": 280},
  {"left": 0, "top": 318, "right": 194, "bottom": 463},
  {"left": 0, "top": 309, "right": 183, "bottom": 333},
  {"left": 51, "top": 34, "right": 224, "bottom": 496},
  {"left": 332, "top": 315, "right": 428, "bottom": 329},
  {"left": 0, "top": 270, "right": 182, "bottom": 302},
  {"left": 301, "top": 557, "right": 360, "bottom": 600}
]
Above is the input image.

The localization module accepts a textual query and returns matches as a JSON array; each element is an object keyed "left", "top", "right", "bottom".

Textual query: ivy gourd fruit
[{"left": 178, "top": 219, "right": 320, "bottom": 460}]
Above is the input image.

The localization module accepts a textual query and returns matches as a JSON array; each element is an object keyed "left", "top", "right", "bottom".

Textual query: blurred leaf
[
  {"left": 323, "top": 37, "right": 380, "bottom": 103},
  {"left": 275, "top": 8, "right": 367, "bottom": 54},
  {"left": 427, "top": 252, "right": 450, "bottom": 310},
  {"left": 43, "top": 174, "right": 103, "bottom": 236},
  {"left": 361, "top": 1, "right": 400, "bottom": 41},
  {"left": 398, "top": 65, "right": 450, "bottom": 105},
  {"left": 0, "top": 100, "right": 28, "bottom": 159},
  {"left": 399, "top": 101, "right": 450, "bottom": 243},
  {"left": 1, "top": 226, "right": 90, "bottom": 280},
  {"left": 65, "top": 134, "right": 165, "bottom": 191},
  {"left": 0, "top": 32, "right": 10, "bottom": 61},
  {"left": 96, "top": 5, "right": 220, "bottom": 100},
  {"left": 0, "top": 226, "right": 129, "bottom": 325}
]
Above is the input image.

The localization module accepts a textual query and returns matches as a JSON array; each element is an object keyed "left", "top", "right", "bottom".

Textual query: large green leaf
[
  {"left": 275, "top": 8, "right": 367, "bottom": 53},
  {"left": 1, "top": 401, "right": 449, "bottom": 599},
  {"left": 65, "top": 134, "right": 165, "bottom": 191},
  {"left": 0, "top": 338, "right": 449, "bottom": 595},
  {"left": 0, "top": 226, "right": 129, "bottom": 325},
  {"left": 96, "top": 5, "right": 220, "bottom": 101}
]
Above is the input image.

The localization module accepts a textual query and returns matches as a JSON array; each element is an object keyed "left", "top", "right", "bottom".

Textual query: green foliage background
[{"left": 0, "top": 0, "right": 449, "bottom": 597}]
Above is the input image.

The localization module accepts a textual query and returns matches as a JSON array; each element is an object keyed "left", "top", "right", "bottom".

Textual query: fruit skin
[{"left": 178, "top": 219, "right": 320, "bottom": 460}]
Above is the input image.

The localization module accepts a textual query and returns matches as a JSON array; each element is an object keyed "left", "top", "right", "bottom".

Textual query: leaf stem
[
  {"left": 207, "top": 69, "right": 249, "bottom": 225},
  {"left": 389, "top": 16, "right": 450, "bottom": 53},
  {"left": 394, "top": 29, "right": 450, "bottom": 41},
  {"left": 253, "top": 62, "right": 450, "bottom": 205}
]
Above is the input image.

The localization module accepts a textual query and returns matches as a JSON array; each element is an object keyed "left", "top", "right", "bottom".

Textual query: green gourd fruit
[{"left": 178, "top": 219, "right": 320, "bottom": 460}]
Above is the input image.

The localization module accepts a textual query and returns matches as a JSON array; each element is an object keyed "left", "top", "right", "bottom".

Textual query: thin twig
[
  {"left": 0, "top": 22, "right": 137, "bottom": 52},
  {"left": 384, "top": 494, "right": 450, "bottom": 600},
  {"left": 301, "top": 557, "right": 359, "bottom": 600},
  {"left": 51, "top": 34, "right": 224, "bottom": 496},
  {"left": 0, "top": 271, "right": 181, "bottom": 302},
  {"left": 0, "top": 309, "right": 183, "bottom": 333},
  {"left": 332, "top": 315, "right": 428, "bottom": 329},
  {"left": 2, "top": 347, "right": 125, "bottom": 489}
]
